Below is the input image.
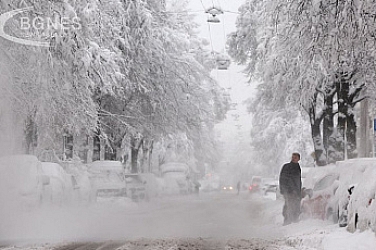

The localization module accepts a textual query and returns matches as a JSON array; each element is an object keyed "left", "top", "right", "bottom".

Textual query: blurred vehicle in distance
[
  {"left": 87, "top": 160, "right": 127, "bottom": 201},
  {"left": 160, "top": 162, "right": 190, "bottom": 195},
  {"left": 249, "top": 176, "right": 262, "bottom": 193},
  {"left": 0, "top": 155, "right": 50, "bottom": 210},
  {"left": 261, "top": 178, "right": 279, "bottom": 199},
  {"left": 222, "top": 184, "right": 234, "bottom": 191},
  {"left": 200, "top": 173, "right": 221, "bottom": 192}
]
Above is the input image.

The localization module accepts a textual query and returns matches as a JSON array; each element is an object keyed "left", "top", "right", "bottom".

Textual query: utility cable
[
  {"left": 200, "top": 0, "right": 216, "bottom": 63},
  {"left": 199, "top": 0, "right": 206, "bottom": 11}
]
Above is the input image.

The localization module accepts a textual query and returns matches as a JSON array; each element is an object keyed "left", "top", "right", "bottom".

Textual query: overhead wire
[
  {"left": 199, "top": 0, "right": 216, "bottom": 63},
  {"left": 221, "top": 1, "right": 227, "bottom": 53},
  {"left": 199, "top": 0, "right": 206, "bottom": 11},
  {"left": 218, "top": 0, "right": 232, "bottom": 83},
  {"left": 207, "top": 22, "right": 215, "bottom": 53},
  {"left": 199, "top": 0, "right": 234, "bottom": 72}
]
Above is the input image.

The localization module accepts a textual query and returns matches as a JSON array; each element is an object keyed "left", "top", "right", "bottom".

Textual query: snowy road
[
  {"left": 0, "top": 192, "right": 282, "bottom": 241},
  {"left": 1, "top": 191, "right": 376, "bottom": 249}
]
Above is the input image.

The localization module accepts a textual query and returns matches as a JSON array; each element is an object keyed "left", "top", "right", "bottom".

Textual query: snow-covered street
[
  {"left": 2, "top": 0, "right": 376, "bottom": 249},
  {"left": 1, "top": 192, "right": 376, "bottom": 249}
]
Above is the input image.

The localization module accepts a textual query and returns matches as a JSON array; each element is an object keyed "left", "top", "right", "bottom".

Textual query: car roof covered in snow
[
  {"left": 303, "top": 164, "right": 337, "bottom": 189},
  {"left": 87, "top": 160, "right": 124, "bottom": 172},
  {"left": 41, "top": 162, "right": 66, "bottom": 178},
  {"left": 160, "top": 162, "right": 189, "bottom": 174}
]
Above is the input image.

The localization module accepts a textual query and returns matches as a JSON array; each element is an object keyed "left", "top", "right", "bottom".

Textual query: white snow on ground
[{"left": 1, "top": 192, "right": 376, "bottom": 249}]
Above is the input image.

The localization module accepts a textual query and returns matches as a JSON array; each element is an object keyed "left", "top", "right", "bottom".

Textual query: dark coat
[{"left": 279, "top": 162, "right": 302, "bottom": 196}]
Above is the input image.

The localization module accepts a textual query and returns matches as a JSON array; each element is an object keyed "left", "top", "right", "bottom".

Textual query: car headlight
[{"left": 229, "top": 186, "right": 233, "bottom": 190}]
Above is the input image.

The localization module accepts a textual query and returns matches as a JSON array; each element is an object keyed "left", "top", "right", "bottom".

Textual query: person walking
[
  {"left": 236, "top": 181, "right": 241, "bottom": 195},
  {"left": 279, "top": 152, "right": 302, "bottom": 225}
]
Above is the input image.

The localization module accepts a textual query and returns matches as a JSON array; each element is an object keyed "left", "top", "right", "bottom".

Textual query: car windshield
[{"left": 313, "top": 174, "right": 337, "bottom": 191}]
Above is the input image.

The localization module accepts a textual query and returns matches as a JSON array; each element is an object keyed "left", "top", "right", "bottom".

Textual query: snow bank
[{"left": 322, "top": 228, "right": 376, "bottom": 250}]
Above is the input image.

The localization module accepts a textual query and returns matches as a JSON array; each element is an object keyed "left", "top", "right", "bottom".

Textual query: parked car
[
  {"left": 347, "top": 165, "right": 376, "bottom": 232},
  {"left": 41, "top": 162, "right": 69, "bottom": 206},
  {"left": 200, "top": 174, "right": 221, "bottom": 192},
  {"left": 300, "top": 172, "right": 339, "bottom": 221},
  {"left": 249, "top": 176, "right": 262, "bottom": 193},
  {"left": 138, "top": 173, "right": 163, "bottom": 199},
  {"left": 0, "top": 155, "right": 50, "bottom": 210},
  {"left": 61, "top": 160, "right": 95, "bottom": 205},
  {"left": 124, "top": 174, "right": 146, "bottom": 202},
  {"left": 337, "top": 184, "right": 356, "bottom": 227},
  {"left": 160, "top": 162, "right": 190, "bottom": 195},
  {"left": 87, "top": 161, "right": 127, "bottom": 200},
  {"left": 334, "top": 158, "right": 375, "bottom": 227}
]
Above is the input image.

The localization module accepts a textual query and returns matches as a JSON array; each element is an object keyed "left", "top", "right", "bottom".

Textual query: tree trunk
[
  {"left": 311, "top": 120, "right": 326, "bottom": 166},
  {"left": 140, "top": 143, "right": 149, "bottom": 173},
  {"left": 346, "top": 110, "right": 357, "bottom": 159},
  {"left": 149, "top": 140, "right": 154, "bottom": 173},
  {"left": 335, "top": 75, "right": 350, "bottom": 161},
  {"left": 309, "top": 103, "right": 326, "bottom": 166},
  {"left": 87, "top": 136, "right": 94, "bottom": 163},
  {"left": 130, "top": 136, "right": 143, "bottom": 173},
  {"left": 140, "top": 138, "right": 154, "bottom": 173},
  {"left": 323, "top": 90, "right": 335, "bottom": 163},
  {"left": 336, "top": 73, "right": 358, "bottom": 160},
  {"left": 359, "top": 99, "right": 370, "bottom": 157},
  {"left": 24, "top": 114, "right": 38, "bottom": 154}
]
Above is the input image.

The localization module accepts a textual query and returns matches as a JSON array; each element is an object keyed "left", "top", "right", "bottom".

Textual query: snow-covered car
[
  {"left": 87, "top": 160, "right": 127, "bottom": 200},
  {"left": 0, "top": 155, "right": 50, "bottom": 210},
  {"left": 138, "top": 173, "right": 163, "bottom": 199},
  {"left": 334, "top": 158, "right": 376, "bottom": 227},
  {"left": 124, "top": 174, "right": 146, "bottom": 202},
  {"left": 160, "top": 162, "right": 190, "bottom": 195},
  {"left": 200, "top": 174, "right": 221, "bottom": 192},
  {"left": 200, "top": 180, "right": 218, "bottom": 192},
  {"left": 41, "top": 162, "right": 70, "bottom": 206},
  {"left": 41, "top": 162, "right": 83, "bottom": 205},
  {"left": 61, "top": 160, "right": 94, "bottom": 205},
  {"left": 347, "top": 165, "right": 376, "bottom": 233},
  {"left": 337, "top": 184, "right": 356, "bottom": 227},
  {"left": 300, "top": 170, "right": 339, "bottom": 221}
]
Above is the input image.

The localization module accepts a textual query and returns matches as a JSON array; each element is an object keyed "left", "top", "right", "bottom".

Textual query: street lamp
[{"left": 205, "top": 6, "right": 223, "bottom": 23}]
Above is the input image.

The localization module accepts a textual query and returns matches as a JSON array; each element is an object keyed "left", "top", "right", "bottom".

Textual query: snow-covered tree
[
  {"left": 0, "top": 0, "right": 229, "bottom": 173},
  {"left": 228, "top": 0, "right": 376, "bottom": 165}
]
